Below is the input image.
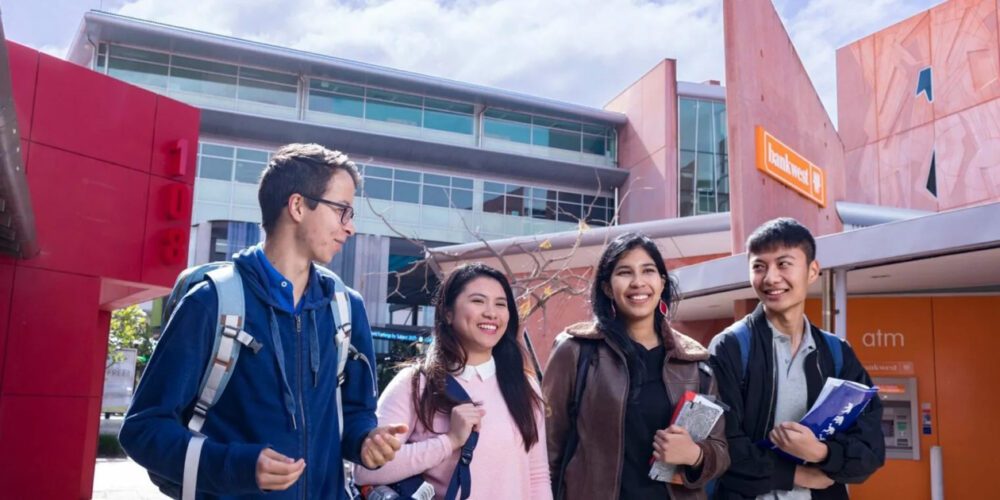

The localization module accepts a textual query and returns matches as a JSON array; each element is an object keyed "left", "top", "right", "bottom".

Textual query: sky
[{"left": 1, "top": 0, "right": 943, "bottom": 125}]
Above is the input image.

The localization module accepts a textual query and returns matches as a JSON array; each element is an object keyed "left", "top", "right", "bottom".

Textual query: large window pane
[
  {"left": 110, "top": 46, "right": 169, "bottom": 65},
  {"left": 310, "top": 79, "right": 364, "bottom": 96},
  {"left": 172, "top": 55, "right": 237, "bottom": 76},
  {"left": 202, "top": 144, "right": 234, "bottom": 157},
  {"left": 484, "top": 118, "right": 531, "bottom": 144},
  {"left": 365, "top": 166, "right": 393, "bottom": 179},
  {"left": 238, "top": 78, "right": 297, "bottom": 108},
  {"left": 696, "top": 152, "right": 716, "bottom": 213},
  {"left": 169, "top": 67, "right": 237, "bottom": 98},
  {"left": 366, "top": 100, "right": 421, "bottom": 126},
  {"left": 309, "top": 92, "right": 364, "bottom": 117},
  {"left": 696, "top": 100, "right": 715, "bottom": 154},
  {"left": 679, "top": 98, "right": 698, "bottom": 151},
  {"left": 199, "top": 157, "right": 233, "bottom": 181},
  {"left": 582, "top": 134, "right": 606, "bottom": 155},
  {"left": 237, "top": 149, "right": 269, "bottom": 162},
  {"left": 422, "top": 185, "right": 450, "bottom": 208},
  {"left": 505, "top": 195, "right": 526, "bottom": 216},
  {"left": 394, "top": 169, "right": 421, "bottom": 182},
  {"left": 484, "top": 182, "right": 506, "bottom": 194},
  {"left": 452, "top": 177, "right": 473, "bottom": 190},
  {"left": 679, "top": 150, "right": 696, "bottom": 217},
  {"left": 108, "top": 58, "right": 168, "bottom": 88},
  {"left": 240, "top": 67, "right": 298, "bottom": 86},
  {"left": 363, "top": 178, "right": 392, "bottom": 200},
  {"left": 424, "top": 110, "right": 473, "bottom": 135},
  {"left": 533, "top": 127, "right": 580, "bottom": 152},
  {"left": 483, "top": 192, "right": 504, "bottom": 214},
  {"left": 714, "top": 102, "right": 728, "bottom": 154},
  {"left": 424, "top": 173, "right": 450, "bottom": 186},
  {"left": 393, "top": 181, "right": 420, "bottom": 203},
  {"left": 234, "top": 160, "right": 264, "bottom": 183},
  {"left": 451, "top": 189, "right": 473, "bottom": 210}
]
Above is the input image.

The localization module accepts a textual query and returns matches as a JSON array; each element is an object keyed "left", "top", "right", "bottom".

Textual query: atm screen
[{"left": 881, "top": 419, "right": 895, "bottom": 438}]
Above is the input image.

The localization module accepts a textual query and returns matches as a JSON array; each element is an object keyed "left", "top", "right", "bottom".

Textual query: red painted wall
[{"left": 0, "top": 42, "right": 198, "bottom": 498}]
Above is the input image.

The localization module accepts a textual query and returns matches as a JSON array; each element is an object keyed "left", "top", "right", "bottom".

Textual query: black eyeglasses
[{"left": 302, "top": 195, "right": 355, "bottom": 225}]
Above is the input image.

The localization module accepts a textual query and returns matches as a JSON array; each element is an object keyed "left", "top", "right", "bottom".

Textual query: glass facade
[
  {"left": 678, "top": 97, "right": 728, "bottom": 217},
  {"left": 197, "top": 143, "right": 271, "bottom": 184},
  {"left": 308, "top": 79, "right": 476, "bottom": 136},
  {"left": 103, "top": 44, "right": 298, "bottom": 116},
  {"left": 483, "top": 109, "right": 616, "bottom": 159},
  {"left": 98, "top": 43, "right": 617, "bottom": 168},
  {"left": 483, "top": 181, "right": 614, "bottom": 226},
  {"left": 358, "top": 164, "right": 474, "bottom": 210}
]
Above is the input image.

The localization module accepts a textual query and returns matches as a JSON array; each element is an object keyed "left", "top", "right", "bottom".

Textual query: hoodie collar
[{"left": 233, "top": 244, "right": 335, "bottom": 313}]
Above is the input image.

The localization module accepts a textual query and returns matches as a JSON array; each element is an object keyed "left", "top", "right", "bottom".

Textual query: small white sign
[{"left": 102, "top": 348, "right": 138, "bottom": 414}]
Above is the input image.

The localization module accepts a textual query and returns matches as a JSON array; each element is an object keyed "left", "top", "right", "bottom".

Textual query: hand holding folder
[{"left": 757, "top": 377, "right": 879, "bottom": 464}]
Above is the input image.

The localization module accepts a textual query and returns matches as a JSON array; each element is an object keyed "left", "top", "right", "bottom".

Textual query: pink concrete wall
[
  {"left": 723, "top": 0, "right": 846, "bottom": 252},
  {"left": 838, "top": 0, "right": 1000, "bottom": 210},
  {"left": 604, "top": 60, "right": 679, "bottom": 223}
]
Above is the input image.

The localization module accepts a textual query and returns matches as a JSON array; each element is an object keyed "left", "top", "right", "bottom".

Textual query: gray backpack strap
[
  {"left": 183, "top": 265, "right": 261, "bottom": 500},
  {"left": 323, "top": 269, "right": 356, "bottom": 499}
]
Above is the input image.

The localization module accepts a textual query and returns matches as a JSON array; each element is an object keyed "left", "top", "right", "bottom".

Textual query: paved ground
[{"left": 93, "top": 457, "right": 167, "bottom": 499}]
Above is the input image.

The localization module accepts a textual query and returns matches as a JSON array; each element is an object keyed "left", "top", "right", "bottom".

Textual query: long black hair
[
  {"left": 412, "top": 263, "right": 542, "bottom": 452},
  {"left": 591, "top": 232, "right": 679, "bottom": 401}
]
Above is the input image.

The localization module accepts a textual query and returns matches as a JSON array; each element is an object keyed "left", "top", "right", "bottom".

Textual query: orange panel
[
  {"left": 931, "top": 296, "right": 1000, "bottom": 499},
  {"left": 807, "top": 298, "right": 938, "bottom": 500}
]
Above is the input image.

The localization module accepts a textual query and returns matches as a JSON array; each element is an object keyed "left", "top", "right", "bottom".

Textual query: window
[
  {"left": 678, "top": 98, "right": 727, "bottom": 216},
  {"left": 198, "top": 143, "right": 271, "bottom": 184},
  {"left": 355, "top": 164, "right": 474, "bottom": 210},
  {"left": 481, "top": 182, "right": 613, "bottom": 224}
]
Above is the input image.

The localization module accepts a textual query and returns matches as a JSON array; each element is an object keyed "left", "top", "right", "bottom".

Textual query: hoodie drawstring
[
  {"left": 268, "top": 307, "right": 298, "bottom": 430},
  {"left": 309, "top": 310, "right": 321, "bottom": 388}
]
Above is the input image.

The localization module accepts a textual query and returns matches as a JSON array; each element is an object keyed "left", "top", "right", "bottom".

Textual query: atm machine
[{"left": 872, "top": 376, "right": 920, "bottom": 460}]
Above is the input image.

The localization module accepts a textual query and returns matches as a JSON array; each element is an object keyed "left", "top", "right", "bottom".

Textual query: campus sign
[{"left": 755, "top": 126, "right": 827, "bottom": 207}]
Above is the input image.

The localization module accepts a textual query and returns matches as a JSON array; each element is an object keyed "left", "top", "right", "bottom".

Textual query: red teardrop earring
[{"left": 659, "top": 299, "right": 669, "bottom": 316}]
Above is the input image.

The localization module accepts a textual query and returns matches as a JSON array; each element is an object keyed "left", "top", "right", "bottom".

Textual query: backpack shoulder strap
[
  {"left": 554, "top": 339, "right": 596, "bottom": 500},
  {"left": 697, "top": 361, "right": 713, "bottom": 395},
  {"left": 732, "top": 320, "right": 753, "bottom": 383},
  {"left": 183, "top": 264, "right": 260, "bottom": 500},
  {"left": 819, "top": 330, "right": 844, "bottom": 378},
  {"left": 444, "top": 375, "right": 477, "bottom": 500}
]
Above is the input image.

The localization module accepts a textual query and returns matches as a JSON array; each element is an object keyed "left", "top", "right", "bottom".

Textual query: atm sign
[{"left": 755, "top": 126, "right": 826, "bottom": 207}]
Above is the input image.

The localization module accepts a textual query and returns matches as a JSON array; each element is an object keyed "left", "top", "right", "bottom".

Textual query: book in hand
[
  {"left": 757, "top": 377, "right": 879, "bottom": 464},
  {"left": 649, "top": 391, "right": 725, "bottom": 483}
]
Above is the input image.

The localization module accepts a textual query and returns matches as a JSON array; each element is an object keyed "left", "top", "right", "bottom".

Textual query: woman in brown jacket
[{"left": 543, "top": 232, "right": 729, "bottom": 499}]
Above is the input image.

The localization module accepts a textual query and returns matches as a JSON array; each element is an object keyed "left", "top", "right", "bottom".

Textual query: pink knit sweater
[{"left": 354, "top": 363, "right": 552, "bottom": 499}]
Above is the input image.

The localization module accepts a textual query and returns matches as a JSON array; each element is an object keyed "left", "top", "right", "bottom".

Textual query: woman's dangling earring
[
  {"left": 611, "top": 302, "right": 617, "bottom": 319},
  {"left": 659, "top": 299, "right": 669, "bottom": 316}
]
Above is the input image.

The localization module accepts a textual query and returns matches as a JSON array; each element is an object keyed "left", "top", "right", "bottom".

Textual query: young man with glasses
[{"left": 121, "top": 143, "right": 407, "bottom": 499}]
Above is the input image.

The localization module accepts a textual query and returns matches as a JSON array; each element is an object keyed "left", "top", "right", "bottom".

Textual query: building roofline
[
  {"left": 673, "top": 202, "right": 1000, "bottom": 298},
  {"left": 428, "top": 211, "right": 730, "bottom": 262},
  {"left": 69, "top": 10, "right": 628, "bottom": 126}
]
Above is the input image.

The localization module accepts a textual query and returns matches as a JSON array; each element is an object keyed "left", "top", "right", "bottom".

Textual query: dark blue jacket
[{"left": 121, "top": 248, "right": 379, "bottom": 499}]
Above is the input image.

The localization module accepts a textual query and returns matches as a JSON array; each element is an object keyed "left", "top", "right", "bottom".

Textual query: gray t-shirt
[{"left": 756, "top": 317, "right": 815, "bottom": 500}]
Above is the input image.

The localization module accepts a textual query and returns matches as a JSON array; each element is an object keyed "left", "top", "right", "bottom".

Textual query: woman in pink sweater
[{"left": 354, "top": 263, "right": 551, "bottom": 499}]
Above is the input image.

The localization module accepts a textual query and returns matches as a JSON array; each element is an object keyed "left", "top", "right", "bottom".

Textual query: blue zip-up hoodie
[{"left": 121, "top": 246, "right": 379, "bottom": 499}]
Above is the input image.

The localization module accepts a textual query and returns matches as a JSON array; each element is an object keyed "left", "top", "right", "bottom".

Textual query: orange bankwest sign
[{"left": 755, "top": 126, "right": 827, "bottom": 207}]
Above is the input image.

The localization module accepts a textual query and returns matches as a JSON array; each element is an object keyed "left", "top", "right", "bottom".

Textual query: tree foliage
[{"left": 107, "top": 305, "right": 156, "bottom": 377}]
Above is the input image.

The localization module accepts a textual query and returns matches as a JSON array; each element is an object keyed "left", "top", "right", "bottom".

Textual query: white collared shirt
[{"left": 456, "top": 357, "right": 496, "bottom": 382}]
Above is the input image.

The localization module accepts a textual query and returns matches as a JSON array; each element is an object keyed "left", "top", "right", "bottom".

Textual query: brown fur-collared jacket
[{"left": 543, "top": 321, "right": 729, "bottom": 499}]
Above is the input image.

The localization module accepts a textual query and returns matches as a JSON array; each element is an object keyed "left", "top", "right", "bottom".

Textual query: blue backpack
[{"left": 729, "top": 320, "right": 844, "bottom": 380}]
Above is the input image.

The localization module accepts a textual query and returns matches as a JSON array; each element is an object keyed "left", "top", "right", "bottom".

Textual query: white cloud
[
  {"left": 110, "top": 0, "right": 942, "bottom": 123},
  {"left": 116, "top": 0, "right": 726, "bottom": 107}
]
